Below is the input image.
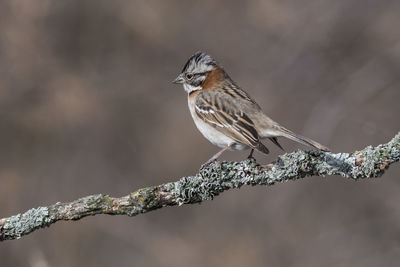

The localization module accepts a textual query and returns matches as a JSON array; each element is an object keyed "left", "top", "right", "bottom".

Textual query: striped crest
[{"left": 181, "top": 52, "right": 217, "bottom": 74}]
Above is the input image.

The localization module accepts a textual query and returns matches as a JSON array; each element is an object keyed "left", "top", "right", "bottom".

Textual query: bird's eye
[{"left": 185, "top": 73, "right": 194, "bottom": 80}]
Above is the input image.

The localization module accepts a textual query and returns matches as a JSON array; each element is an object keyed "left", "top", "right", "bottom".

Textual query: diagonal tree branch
[{"left": 1, "top": 132, "right": 399, "bottom": 241}]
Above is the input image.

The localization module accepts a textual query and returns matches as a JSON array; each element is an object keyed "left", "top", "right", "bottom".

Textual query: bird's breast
[{"left": 188, "top": 95, "right": 238, "bottom": 149}]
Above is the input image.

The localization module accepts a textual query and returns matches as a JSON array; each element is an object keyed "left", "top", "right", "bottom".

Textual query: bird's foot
[
  {"left": 247, "top": 155, "right": 256, "bottom": 161},
  {"left": 260, "top": 163, "right": 274, "bottom": 171},
  {"left": 247, "top": 149, "right": 255, "bottom": 159},
  {"left": 200, "top": 158, "right": 219, "bottom": 170},
  {"left": 200, "top": 147, "right": 230, "bottom": 170}
]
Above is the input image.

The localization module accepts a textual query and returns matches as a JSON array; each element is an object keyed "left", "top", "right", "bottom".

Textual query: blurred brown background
[{"left": 1, "top": 0, "right": 400, "bottom": 266}]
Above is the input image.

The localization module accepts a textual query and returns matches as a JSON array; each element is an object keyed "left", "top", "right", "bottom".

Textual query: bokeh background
[{"left": 1, "top": 0, "right": 400, "bottom": 266}]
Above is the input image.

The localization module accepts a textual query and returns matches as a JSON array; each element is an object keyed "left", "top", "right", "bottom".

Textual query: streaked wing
[{"left": 195, "top": 90, "right": 268, "bottom": 153}]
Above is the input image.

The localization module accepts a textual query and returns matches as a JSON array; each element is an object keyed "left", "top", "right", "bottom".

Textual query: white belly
[{"left": 188, "top": 96, "right": 247, "bottom": 150}]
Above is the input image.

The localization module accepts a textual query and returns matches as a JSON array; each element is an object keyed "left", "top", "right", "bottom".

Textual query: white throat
[{"left": 184, "top": 83, "right": 201, "bottom": 94}]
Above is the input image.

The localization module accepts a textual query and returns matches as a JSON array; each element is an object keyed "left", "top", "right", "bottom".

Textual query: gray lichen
[
  {"left": 170, "top": 132, "right": 400, "bottom": 205},
  {"left": 2, "top": 207, "right": 50, "bottom": 240},
  {"left": 1, "top": 132, "right": 399, "bottom": 241}
]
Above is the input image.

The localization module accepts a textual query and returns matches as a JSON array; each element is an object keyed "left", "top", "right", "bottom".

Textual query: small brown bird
[{"left": 173, "top": 52, "right": 330, "bottom": 164}]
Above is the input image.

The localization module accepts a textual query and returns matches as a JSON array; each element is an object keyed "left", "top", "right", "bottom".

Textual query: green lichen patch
[{"left": 1, "top": 207, "right": 50, "bottom": 240}]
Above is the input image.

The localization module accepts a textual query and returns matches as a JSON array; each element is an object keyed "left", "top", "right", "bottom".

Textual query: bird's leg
[
  {"left": 247, "top": 149, "right": 254, "bottom": 159},
  {"left": 201, "top": 146, "right": 230, "bottom": 168}
]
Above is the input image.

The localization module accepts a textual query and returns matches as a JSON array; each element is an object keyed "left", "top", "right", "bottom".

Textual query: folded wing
[{"left": 195, "top": 91, "right": 269, "bottom": 154}]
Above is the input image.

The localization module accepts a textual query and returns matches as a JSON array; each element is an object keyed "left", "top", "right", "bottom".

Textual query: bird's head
[{"left": 173, "top": 52, "right": 220, "bottom": 94}]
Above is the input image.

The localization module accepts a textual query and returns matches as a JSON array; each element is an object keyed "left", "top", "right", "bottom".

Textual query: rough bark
[{"left": 1, "top": 132, "right": 399, "bottom": 241}]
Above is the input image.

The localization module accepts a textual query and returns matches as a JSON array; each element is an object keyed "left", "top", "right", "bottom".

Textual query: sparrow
[{"left": 173, "top": 52, "right": 330, "bottom": 164}]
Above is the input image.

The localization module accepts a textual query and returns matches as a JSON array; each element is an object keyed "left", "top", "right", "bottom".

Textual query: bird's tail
[{"left": 275, "top": 126, "right": 331, "bottom": 152}]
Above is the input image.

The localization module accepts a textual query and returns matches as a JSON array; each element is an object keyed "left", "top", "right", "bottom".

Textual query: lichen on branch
[{"left": 1, "top": 132, "right": 399, "bottom": 241}]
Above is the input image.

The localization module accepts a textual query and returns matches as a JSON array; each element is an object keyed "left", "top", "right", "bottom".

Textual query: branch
[{"left": 1, "top": 133, "right": 399, "bottom": 241}]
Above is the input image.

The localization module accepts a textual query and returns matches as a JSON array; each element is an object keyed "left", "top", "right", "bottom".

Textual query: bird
[{"left": 173, "top": 52, "right": 330, "bottom": 165}]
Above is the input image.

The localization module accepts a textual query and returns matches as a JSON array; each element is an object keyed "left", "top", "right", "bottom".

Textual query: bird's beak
[{"left": 172, "top": 74, "right": 185, "bottom": 84}]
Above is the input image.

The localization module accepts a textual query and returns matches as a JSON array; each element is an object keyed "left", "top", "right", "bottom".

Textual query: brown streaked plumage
[
  {"left": 194, "top": 88, "right": 269, "bottom": 155},
  {"left": 173, "top": 52, "right": 330, "bottom": 165}
]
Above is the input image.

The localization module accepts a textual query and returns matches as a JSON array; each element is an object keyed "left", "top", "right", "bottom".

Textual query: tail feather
[
  {"left": 256, "top": 142, "right": 270, "bottom": 155},
  {"left": 276, "top": 127, "right": 330, "bottom": 152},
  {"left": 269, "top": 137, "right": 285, "bottom": 151}
]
